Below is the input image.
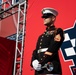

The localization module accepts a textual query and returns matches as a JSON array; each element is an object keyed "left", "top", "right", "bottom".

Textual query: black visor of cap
[{"left": 41, "top": 13, "right": 54, "bottom": 18}]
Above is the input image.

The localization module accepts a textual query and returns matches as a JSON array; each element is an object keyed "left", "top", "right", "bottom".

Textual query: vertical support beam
[{"left": 13, "top": 1, "right": 26, "bottom": 75}]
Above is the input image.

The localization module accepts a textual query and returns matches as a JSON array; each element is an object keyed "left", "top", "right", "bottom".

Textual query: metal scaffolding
[{"left": 0, "top": 0, "right": 27, "bottom": 75}]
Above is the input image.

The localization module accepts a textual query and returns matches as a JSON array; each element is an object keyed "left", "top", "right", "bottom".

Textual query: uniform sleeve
[
  {"left": 47, "top": 28, "right": 64, "bottom": 53},
  {"left": 40, "top": 28, "right": 64, "bottom": 66},
  {"left": 30, "top": 36, "right": 41, "bottom": 67},
  {"left": 30, "top": 50, "right": 38, "bottom": 67}
]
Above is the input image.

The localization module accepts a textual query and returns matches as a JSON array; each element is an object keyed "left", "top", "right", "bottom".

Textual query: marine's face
[
  {"left": 43, "top": 16, "right": 55, "bottom": 26},
  {"left": 43, "top": 17, "right": 52, "bottom": 25}
]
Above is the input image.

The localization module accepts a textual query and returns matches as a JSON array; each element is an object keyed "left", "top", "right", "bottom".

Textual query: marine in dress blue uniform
[{"left": 31, "top": 7, "right": 64, "bottom": 75}]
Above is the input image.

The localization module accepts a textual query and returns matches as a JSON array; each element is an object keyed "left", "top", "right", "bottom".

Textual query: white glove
[{"left": 32, "top": 60, "right": 42, "bottom": 71}]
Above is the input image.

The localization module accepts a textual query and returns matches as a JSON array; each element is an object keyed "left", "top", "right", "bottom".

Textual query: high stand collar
[{"left": 46, "top": 25, "right": 56, "bottom": 31}]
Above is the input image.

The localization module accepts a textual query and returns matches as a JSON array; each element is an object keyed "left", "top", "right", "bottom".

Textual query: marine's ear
[{"left": 51, "top": 16, "right": 56, "bottom": 21}]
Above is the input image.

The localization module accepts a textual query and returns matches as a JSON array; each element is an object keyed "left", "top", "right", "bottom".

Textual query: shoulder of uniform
[
  {"left": 57, "top": 28, "right": 63, "bottom": 31},
  {"left": 56, "top": 28, "right": 64, "bottom": 34}
]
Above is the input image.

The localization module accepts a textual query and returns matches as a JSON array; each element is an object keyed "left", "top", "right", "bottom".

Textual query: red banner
[{"left": 23, "top": 0, "right": 76, "bottom": 75}]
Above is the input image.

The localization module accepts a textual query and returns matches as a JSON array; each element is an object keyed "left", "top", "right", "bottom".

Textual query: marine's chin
[
  {"left": 44, "top": 23, "right": 50, "bottom": 26},
  {"left": 44, "top": 22, "right": 48, "bottom": 25}
]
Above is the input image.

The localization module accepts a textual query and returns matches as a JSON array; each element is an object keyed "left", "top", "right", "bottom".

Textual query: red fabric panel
[{"left": 0, "top": 37, "right": 16, "bottom": 75}]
